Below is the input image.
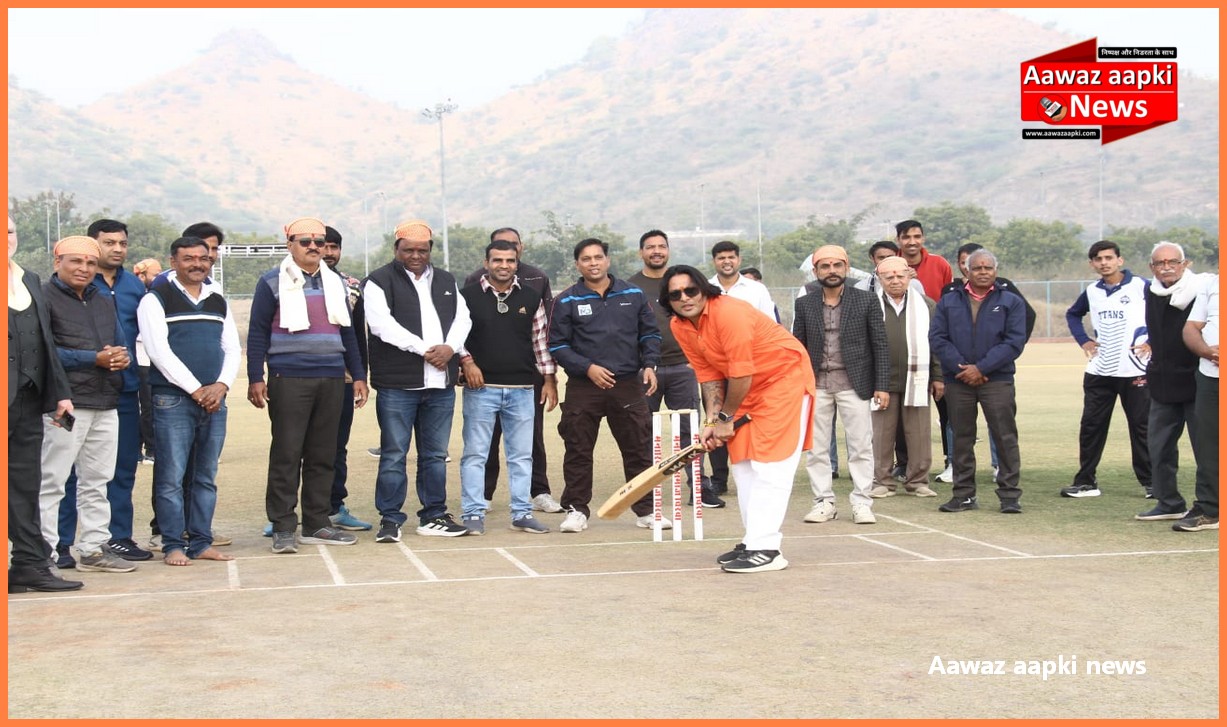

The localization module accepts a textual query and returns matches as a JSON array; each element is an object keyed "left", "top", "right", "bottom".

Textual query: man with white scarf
[
  {"left": 868, "top": 256, "right": 942, "bottom": 498},
  {"left": 246, "top": 217, "right": 369, "bottom": 554},
  {"left": 1136, "top": 242, "right": 1211, "bottom": 521}
]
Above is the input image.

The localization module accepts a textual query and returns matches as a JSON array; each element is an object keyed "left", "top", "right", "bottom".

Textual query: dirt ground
[
  {"left": 7, "top": 488, "right": 1218, "bottom": 719},
  {"left": 7, "top": 343, "right": 1220, "bottom": 718}
]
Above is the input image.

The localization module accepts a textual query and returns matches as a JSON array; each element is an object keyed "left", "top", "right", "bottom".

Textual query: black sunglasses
[
  {"left": 667, "top": 286, "right": 702, "bottom": 301},
  {"left": 296, "top": 237, "right": 326, "bottom": 248}
]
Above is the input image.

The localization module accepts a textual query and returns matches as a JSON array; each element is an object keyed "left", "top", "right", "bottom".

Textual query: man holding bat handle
[{"left": 661, "top": 265, "right": 816, "bottom": 573}]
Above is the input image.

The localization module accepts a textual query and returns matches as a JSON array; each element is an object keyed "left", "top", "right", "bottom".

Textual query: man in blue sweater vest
[{"left": 138, "top": 237, "right": 240, "bottom": 565}]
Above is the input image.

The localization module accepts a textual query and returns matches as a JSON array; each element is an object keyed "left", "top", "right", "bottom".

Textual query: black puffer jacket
[{"left": 42, "top": 276, "right": 122, "bottom": 409}]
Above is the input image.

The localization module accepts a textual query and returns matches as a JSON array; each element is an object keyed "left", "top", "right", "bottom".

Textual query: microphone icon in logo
[{"left": 1040, "top": 96, "right": 1068, "bottom": 122}]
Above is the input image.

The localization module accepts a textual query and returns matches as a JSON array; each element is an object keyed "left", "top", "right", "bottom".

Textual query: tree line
[{"left": 10, "top": 192, "right": 1217, "bottom": 298}]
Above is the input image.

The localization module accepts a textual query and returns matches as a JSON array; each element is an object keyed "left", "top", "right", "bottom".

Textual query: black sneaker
[
  {"left": 375, "top": 521, "right": 402, "bottom": 543},
  {"left": 1059, "top": 483, "right": 1101, "bottom": 498},
  {"left": 939, "top": 496, "right": 979, "bottom": 512},
  {"left": 716, "top": 543, "right": 746, "bottom": 565},
  {"left": 701, "top": 485, "right": 726, "bottom": 509},
  {"left": 1172, "top": 514, "right": 1219, "bottom": 532},
  {"left": 1135, "top": 506, "right": 1187, "bottom": 521},
  {"left": 707, "top": 477, "right": 728, "bottom": 496},
  {"left": 107, "top": 537, "right": 154, "bottom": 561},
  {"left": 416, "top": 514, "right": 469, "bottom": 537},
  {"left": 55, "top": 543, "right": 76, "bottom": 569},
  {"left": 1144, "top": 486, "right": 1154, "bottom": 499},
  {"left": 999, "top": 499, "right": 1022, "bottom": 514},
  {"left": 721, "top": 549, "right": 788, "bottom": 573},
  {"left": 890, "top": 464, "right": 907, "bottom": 481}
]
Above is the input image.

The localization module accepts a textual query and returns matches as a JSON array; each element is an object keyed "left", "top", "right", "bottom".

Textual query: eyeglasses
[
  {"left": 667, "top": 286, "right": 701, "bottom": 301},
  {"left": 296, "top": 237, "right": 326, "bottom": 248},
  {"left": 1150, "top": 259, "right": 1185, "bottom": 269}
]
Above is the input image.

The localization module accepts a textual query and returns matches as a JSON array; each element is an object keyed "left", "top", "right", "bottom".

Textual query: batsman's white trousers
[{"left": 730, "top": 395, "right": 812, "bottom": 551}]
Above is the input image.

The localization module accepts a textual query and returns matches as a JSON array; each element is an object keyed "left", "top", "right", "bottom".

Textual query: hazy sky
[{"left": 7, "top": 7, "right": 1219, "bottom": 111}]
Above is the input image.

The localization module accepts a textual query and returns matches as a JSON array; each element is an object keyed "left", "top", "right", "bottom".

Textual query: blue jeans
[
  {"left": 152, "top": 392, "right": 226, "bottom": 557},
  {"left": 375, "top": 387, "right": 455, "bottom": 525},
  {"left": 461, "top": 386, "right": 534, "bottom": 519}
]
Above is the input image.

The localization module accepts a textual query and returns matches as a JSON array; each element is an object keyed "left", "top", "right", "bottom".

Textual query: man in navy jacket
[{"left": 929, "top": 249, "right": 1027, "bottom": 514}]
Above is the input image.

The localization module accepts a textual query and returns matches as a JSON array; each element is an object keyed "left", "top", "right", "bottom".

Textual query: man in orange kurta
[{"left": 662, "top": 265, "right": 815, "bottom": 573}]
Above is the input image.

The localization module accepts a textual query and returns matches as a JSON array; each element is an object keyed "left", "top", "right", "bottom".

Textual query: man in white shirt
[
  {"left": 1177, "top": 274, "right": 1218, "bottom": 531},
  {"left": 709, "top": 240, "right": 777, "bottom": 320},
  {"left": 364, "top": 220, "right": 473, "bottom": 541},
  {"left": 138, "top": 236, "right": 240, "bottom": 565}
]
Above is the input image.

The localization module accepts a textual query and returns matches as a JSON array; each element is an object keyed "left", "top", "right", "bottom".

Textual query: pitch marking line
[
  {"left": 396, "top": 542, "right": 438, "bottom": 581},
  {"left": 875, "top": 512, "right": 1034, "bottom": 557},
  {"left": 406, "top": 530, "right": 927, "bottom": 554},
  {"left": 8, "top": 547, "right": 1215, "bottom": 604},
  {"left": 317, "top": 545, "right": 346, "bottom": 585},
  {"left": 226, "top": 559, "right": 241, "bottom": 590},
  {"left": 495, "top": 547, "right": 540, "bottom": 577},
  {"left": 853, "top": 534, "right": 937, "bottom": 561}
]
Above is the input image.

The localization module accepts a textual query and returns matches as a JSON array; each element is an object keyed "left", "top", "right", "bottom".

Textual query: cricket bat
[{"left": 596, "top": 414, "right": 750, "bottom": 520}]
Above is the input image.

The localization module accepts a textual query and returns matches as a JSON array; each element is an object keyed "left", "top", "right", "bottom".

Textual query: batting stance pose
[{"left": 661, "top": 265, "right": 815, "bottom": 573}]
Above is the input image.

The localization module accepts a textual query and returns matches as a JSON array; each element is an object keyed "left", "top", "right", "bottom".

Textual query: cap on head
[
  {"left": 284, "top": 217, "right": 326, "bottom": 238},
  {"left": 876, "top": 256, "right": 910, "bottom": 275},
  {"left": 395, "top": 219, "right": 432, "bottom": 244},
  {"left": 54, "top": 235, "right": 102, "bottom": 258},
  {"left": 133, "top": 258, "right": 163, "bottom": 275},
  {"left": 811, "top": 245, "right": 849, "bottom": 266}
]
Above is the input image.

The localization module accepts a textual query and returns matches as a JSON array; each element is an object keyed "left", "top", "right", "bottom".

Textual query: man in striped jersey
[{"left": 1060, "top": 240, "right": 1151, "bottom": 499}]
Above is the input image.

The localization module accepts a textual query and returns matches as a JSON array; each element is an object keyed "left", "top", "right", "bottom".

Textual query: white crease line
[
  {"left": 397, "top": 542, "right": 438, "bottom": 581},
  {"left": 853, "top": 534, "right": 936, "bottom": 561},
  {"left": 8, "top": 548, "right": 1215, "bottom": 603},
  {"left": 876, "top": 512, "right": 1034, "bottom": 557},
  {"left": 317, "top": 545, "right": 346, "bottom": 586},
  {"left": 409, "top": 530, "right": 926, "bottom": 553},
  {"left": 226, "top": 559, "right": 240, "bottom": 590},
  {"left": 495, "top": 547, "right": 540, "bottom": 577}
]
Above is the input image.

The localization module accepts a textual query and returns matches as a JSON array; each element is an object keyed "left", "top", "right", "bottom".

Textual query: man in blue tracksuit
[
  {"left": 929, "top": 249, "right": 1027, "bottom": 514},
  {"left": 548, "top": 238, "right": 661, "bottom": 533}
]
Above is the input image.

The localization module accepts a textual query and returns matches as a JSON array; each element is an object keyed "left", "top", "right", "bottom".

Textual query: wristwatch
[{"left": 716, "top": 411, "right": 734, "bottom": 423}]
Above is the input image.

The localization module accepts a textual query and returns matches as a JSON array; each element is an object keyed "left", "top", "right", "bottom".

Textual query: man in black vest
[
  {"left": 138, "top": 236, "right": 240, "bottom": 566},
  {"left": 39, "top": 236, "right": 137, "bottom": 574},
  {"left": 462, "top": 227, "right": 561, "bottom": 513},
  {"left": 365, "top": 219, "right": 473, "bottom": 541},
  {"left": 456, "top": 239, "right": 557, "bottom": 535},
  {"left": 8, "top": 217, "right": 81, "bottom": 592}
]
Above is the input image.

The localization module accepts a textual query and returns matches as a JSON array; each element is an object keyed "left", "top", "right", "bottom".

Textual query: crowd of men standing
[{"left": 8, "top": 213, "right": 1219, "bottom": 589}]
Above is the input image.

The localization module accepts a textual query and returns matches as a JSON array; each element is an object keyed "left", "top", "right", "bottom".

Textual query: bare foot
[
  {"left": 163, "top": 549, "right": 192, "bottom": 566},
  {"left": 193, "top": 547, "right": 235, "bottom": 562}
]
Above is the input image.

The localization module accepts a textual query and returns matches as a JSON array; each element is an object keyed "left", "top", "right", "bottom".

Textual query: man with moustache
[
  {"left": 462, "top": 227, "right": 561, "bottom": 514},
  {"left": 929, "top": 249, "right": 1026, "bottom": 514},
  {"left": 8, "top": 217, "right": 81, "bottom": 592},
  {"left": 139, "top": 237, "right": 239, "bottom": 565},
  {"left": 39, "top": 235, "right": 137, "bottom": 574},
  {"left": 248, "top": 217, "right": 368, "bottom": 553},
  {"left": 549, "top": 238, "right": 661, "bottom": 533},
  {"left": 629, "top": 229, "right": 724, "bottom": 509}
]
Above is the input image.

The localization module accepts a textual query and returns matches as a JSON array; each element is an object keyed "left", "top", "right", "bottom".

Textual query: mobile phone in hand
[{"left": 54, "top": 411, "right": 75, "bottom": 432}]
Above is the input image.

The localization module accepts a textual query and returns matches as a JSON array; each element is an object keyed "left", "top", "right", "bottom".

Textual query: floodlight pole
[{"left": 423, "top": 99, "right": 458, "bottom": 270}]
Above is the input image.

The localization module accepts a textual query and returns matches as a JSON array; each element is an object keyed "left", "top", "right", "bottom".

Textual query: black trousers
[
  {"left": 558, "top": 378, "right": 654, "bottom": 518},
  {"left": 946, "top": 380, "right": 1022, "bottom": 502},
  {"left": 265, "top": 376, "right": 343, "bottom": 534},
  {"left": 1073, "top": 373, "right": 1151, "bottom": 488},
  {"left": 1148, "top": 399, "right": 1198, "bottom": 513},
  {"left": 331, "top": 382, "right": 355, "bottom": 513},
  {"left": 483, "top": 380, "right": 551, "bottom": 500},
  {"left": 1192, "top": 372, "right": 1218, "bottom": 518},
  {"left": 137, "top": 364, "right": 156, "bottom": 456},
  {"left": 9, "top": 386, "right": 51, "bottom": 567}
]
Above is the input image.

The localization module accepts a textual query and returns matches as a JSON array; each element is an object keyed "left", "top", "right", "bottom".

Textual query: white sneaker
[
  {"left": 559, "top": 509, "right": 588, "bottom": 533},
  {"left": 635, "top": 514, "right": 673, "bottom": 530},
  {"left": 935, "top": 464, "right": 954, "bottom": 483},
  {"left": 531, "top": 493, "right": 564, "bottom": 513},
  {"left": 852, "top": 504, "right": 877, "bottom": 524},
  {"left": 803, "top": 500, "right": 838, "bottom": 523}
]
